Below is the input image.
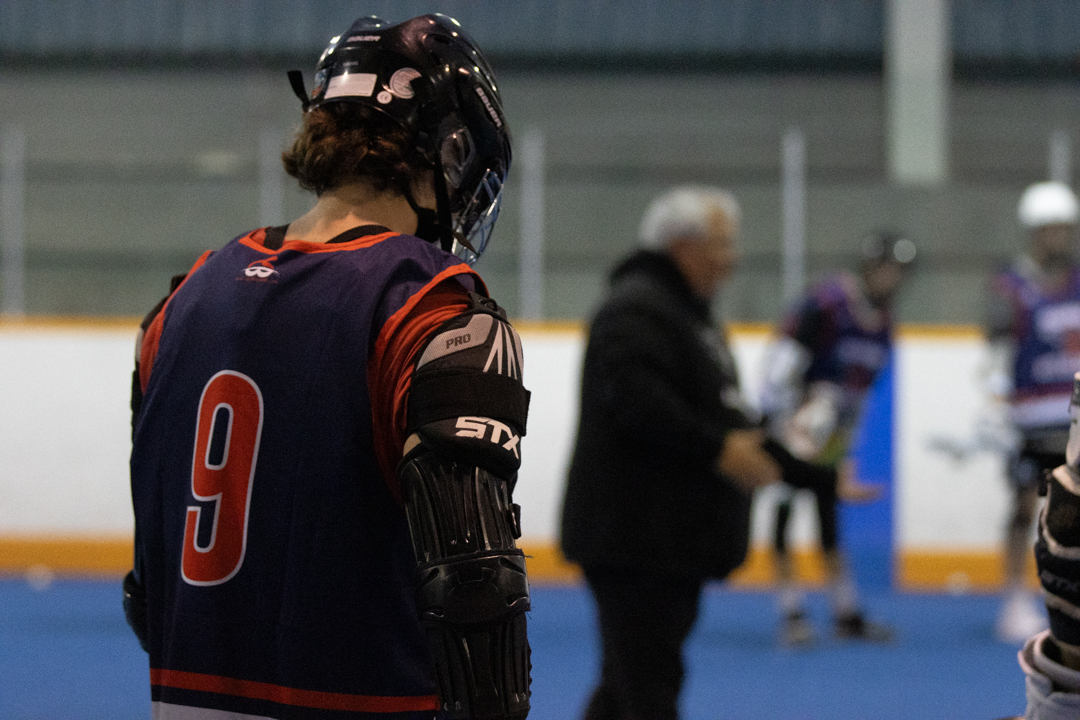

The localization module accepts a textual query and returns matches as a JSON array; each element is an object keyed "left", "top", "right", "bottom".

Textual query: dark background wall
[{"left": 1, "top": 0, "right": 1079, "bottom": 323}]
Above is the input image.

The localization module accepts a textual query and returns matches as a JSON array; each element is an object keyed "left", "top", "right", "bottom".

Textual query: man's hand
[
  {"left": 716, "top": 429, "right": 782, "bottom": 493},
  {"left": 836, "top": 459, "right": 883, "bottom": 504}
]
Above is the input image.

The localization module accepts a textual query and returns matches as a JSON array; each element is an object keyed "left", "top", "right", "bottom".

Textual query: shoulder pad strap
[{"left": 409, "top": 373, "right": 529, "bottom": 437}]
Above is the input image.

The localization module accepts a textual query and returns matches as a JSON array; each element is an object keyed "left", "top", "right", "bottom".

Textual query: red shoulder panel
[{"left": 368, "top": 265, "right": 483, "bottom": 500}]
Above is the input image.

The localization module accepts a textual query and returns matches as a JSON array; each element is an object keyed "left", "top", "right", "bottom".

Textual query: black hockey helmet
[
  {"left": 288, "top": 14, "right": 511, "bottom": 264},
  {"left": 860, "top": 231, "right": 917, "bottom": 270}
]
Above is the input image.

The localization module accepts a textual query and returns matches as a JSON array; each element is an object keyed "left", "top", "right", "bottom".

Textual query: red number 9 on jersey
[{"left": 182, "top": 371, "right": 264, "bottom": 586}]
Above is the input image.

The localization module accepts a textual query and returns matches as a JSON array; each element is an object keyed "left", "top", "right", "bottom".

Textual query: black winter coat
[{"left": 560, "top": 250, "right": 755, "bottom": 580}]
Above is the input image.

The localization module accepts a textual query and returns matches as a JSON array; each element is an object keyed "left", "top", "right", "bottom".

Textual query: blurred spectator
[
  {"left": 985, "top": 181, "right": 1080, "bottom": 643},
  {"left": 559, "top": 186, "right": 837, "bottom": 720},
  {"left": 758, "top": 232, "right": 914, "bottom": 646}
]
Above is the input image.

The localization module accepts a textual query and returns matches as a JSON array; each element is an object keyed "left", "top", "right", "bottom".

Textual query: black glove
[
  {"left": 1036, "top": 463, "right": 1080, "bottom": 652},
  {"left": 762, "top": 437, "right": 837, "bottom": 498},
  {"left": 122, "top": 570, "right": 149, "bottom": 652}
]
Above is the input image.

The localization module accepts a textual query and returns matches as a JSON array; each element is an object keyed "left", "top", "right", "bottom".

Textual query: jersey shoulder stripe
[
  {"left": 238, "top": 228, "right": 399, "bottom": 255},
  {"left": 372, "top": 263, "right": 485, "bottom": 363},
  {"left": 139, "top": 249, "right": 214, "bottom": 392}
]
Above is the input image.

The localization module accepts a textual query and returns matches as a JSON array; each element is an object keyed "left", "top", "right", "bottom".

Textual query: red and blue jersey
[
  {"left": 784, "top": 272, "right": 893, "bottom": 429},
  {"left": 131, "top": 225, "right": 480, "bottom": 719},
  {"left": 991, "top": 261, "right": 1080, "bottom": 432}
]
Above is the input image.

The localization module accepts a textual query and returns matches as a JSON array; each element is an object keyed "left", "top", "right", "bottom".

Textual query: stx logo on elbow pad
[{"left": 455, "top": 416, "right": 520, "bottom": 459}]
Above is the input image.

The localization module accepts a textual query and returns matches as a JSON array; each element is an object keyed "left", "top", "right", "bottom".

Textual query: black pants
[
  {"left": 761, "top": 439, "right": 839, "bottom": 553},
  {"left": 581, "top": 566, "right": 703, "bottom": 720},
  {"left": 773, "top": 459, "right": 838, "bottom": 557},
  {"left": 773, "top": 481, "right": 838, "bottom": 554}
]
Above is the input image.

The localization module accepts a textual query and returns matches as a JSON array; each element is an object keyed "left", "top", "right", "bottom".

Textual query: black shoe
[
  {"left": 834, "top": 612, "right": 895, "bottom": 642},
  {"left": 582, "top": 685, "right": 623, "bottom": 720},
  {"left": 781, "top": 610, "right": 815, "bottom": 647}
]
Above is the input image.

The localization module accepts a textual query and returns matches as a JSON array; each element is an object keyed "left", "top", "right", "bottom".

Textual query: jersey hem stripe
[{"left": 150, "top": 669, "right": 439, "bottom": 713}]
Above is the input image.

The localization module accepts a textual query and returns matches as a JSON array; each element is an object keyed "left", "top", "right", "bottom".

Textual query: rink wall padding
[
  {"left": 0, "top": 319, "right": 1036, "bottom": 590},
  {"left": 0, "top": 537, "right": 1037, "bottom": 590},
  {"left": 0, "top": 535, "right": 133, "bottom": 578}
]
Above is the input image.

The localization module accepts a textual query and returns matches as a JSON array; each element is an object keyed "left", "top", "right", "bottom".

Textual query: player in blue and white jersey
[
  {"left": 987, "top": 181, "right": 1080, "bottom": 644},
  {"left": 123, "top": 15, "right": 531, "bottom": 720}
]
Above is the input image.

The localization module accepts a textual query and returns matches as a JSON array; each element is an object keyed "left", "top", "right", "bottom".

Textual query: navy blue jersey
[
  {"left": 131, "top": 226, "right": 480, "bottom": 719},
  {"left": 785, "top": 272, "right": 892, "bottom": 430},
  {"left": 991, "top": 261, "right": 1080, "bottom": 433}
]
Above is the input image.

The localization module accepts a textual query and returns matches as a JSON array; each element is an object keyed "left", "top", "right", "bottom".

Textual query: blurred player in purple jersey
[
  {"left": 759, "top": 232, "right": 914, "bottom": 646},
  {"left": 986, "top": 181, "right": 1080, "bottom": 644},
  {"left": 124, "top": 14, "right": 532, "bottom": 720}
]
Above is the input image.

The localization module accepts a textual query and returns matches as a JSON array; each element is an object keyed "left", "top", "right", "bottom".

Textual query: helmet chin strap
[
  {"left": 286, "top": 70, "right": 311, "bottom": 111},
  {"left": 403, "top": 191, "right": 441, "bottom": 245},
  {"left": 405, "top": 155, "right": 479, "bottom": 259},
  {"left": 430, "top": 154, "right": 454, "bottom": 253}
]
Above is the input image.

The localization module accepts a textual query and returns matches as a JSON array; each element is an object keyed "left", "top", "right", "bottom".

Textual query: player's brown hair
[{"left": 282, "top": 103, "right": 430, "bottom": 196}]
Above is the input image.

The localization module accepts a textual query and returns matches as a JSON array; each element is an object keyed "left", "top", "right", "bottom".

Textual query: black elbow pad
[
  {"left": 400, "top": 294, "right": 532, "bottom": 719},
  {"left": 399, "top": 450, "right": 531, "bottom": 720},
  {"left": 407, "top": 293, "right": 530, "bottom": 480}
]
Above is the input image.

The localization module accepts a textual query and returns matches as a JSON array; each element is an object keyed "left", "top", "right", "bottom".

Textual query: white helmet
[{"left": 1018, "top": 181, "right": 1080, "bottom": 229}]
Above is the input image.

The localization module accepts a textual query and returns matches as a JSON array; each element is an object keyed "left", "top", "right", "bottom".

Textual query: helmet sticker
[
  {"left": 325, "top": 73, "right": 378, "bottom": 99},
  {"left": 388, "top": 68, "right": 422, "bottom": 99},
  {"left": 474, "top": 87, "right": 502, "bottom": 129}
]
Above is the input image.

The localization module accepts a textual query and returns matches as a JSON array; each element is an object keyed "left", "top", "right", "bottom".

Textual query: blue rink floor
[{"left": 0, "top": 579, "right": 1028, "bottom": 720}]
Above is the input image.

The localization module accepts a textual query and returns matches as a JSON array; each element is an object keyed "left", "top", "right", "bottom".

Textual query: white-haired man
[
  {"left": 560, "top": 186, "right": 837, "bottom": 720},
  {"left": 988, "top": 181, "right": 1080, "bottom": 643}
]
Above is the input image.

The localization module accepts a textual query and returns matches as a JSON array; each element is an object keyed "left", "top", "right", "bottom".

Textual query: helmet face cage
[
  {"left": 451, "top": 168, "right": 504, "bottom": 264},
  {"left": 304, "top": 14, "right": 511, "bottom": 264}
]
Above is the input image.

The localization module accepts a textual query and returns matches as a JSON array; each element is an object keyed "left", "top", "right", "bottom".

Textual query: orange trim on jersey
[
  {"left": 375, "top": 264, "right": 483, "bottom": 359},
  {"left": 139, "top": 251, "right": 214, "bottom": 392},
  {"left": 150, "top": 668, "right": 438, "bottom": 713},
  {"left": 368, "top": 265, "right": 485, "bottom": 499},
  {"left": 238, "top": 228, "right": 400, "bottom": 255}
]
